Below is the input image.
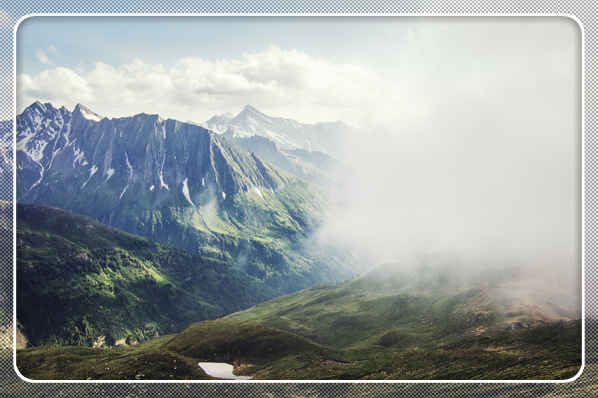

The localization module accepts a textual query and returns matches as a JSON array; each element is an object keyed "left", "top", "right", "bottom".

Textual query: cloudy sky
[
  {"left": 17, "top": 16, "right": 409, "bottom": 124},
  {"left": 17, "top": 17, "right": 578, "bottom": 127}
]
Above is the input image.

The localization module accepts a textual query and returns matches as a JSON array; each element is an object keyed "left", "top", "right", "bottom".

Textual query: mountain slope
[
  {"left": 227, "top": 134, "right": 341, "bottom": 186},
  {"left": 17, "top": 262, "right": 582, "bottom": 380},
  {"left": 17, "top": 203, "right": 287, "bottom": 347},
  {"left": 16, "top": 101, "right": 353, "bottom": 296},
  {"left": 164, "top": 263, "right": 580, "bottom": 380},
  {"left": 225, "top": 263, "right": 580, "bottom": 345}
]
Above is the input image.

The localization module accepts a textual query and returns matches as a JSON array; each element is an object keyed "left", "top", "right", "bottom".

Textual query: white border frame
[{"left": 10, "top": 13, "right": 587, "bottom": 384}]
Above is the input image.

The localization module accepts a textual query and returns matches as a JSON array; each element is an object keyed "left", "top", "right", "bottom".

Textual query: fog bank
[{"left": 315, "top": 18, "right": 581, "bottom": 299}]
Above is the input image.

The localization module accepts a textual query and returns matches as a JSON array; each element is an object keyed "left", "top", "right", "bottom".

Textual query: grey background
[{"left": 0, "top": 1, "right": 595, "bottom": 397}]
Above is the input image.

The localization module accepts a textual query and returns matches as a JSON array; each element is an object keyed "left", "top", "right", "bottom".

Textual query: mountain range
[
  {"left": 15, "top": 101, "right": 354, "bottom": 295},
  {"left": 12, "top": 101, "right": 357, "bottom": 350},
  {"left": 203, "top": 105, "right": 347, "bottom": 186}
]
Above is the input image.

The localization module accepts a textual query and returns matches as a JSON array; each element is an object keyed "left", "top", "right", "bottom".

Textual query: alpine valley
[{"left": 12, "top": 102, "right": 581, "bottom": 381}]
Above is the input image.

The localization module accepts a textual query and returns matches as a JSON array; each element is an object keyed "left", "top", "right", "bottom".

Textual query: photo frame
[{"left": 0, "top": 3, "right": 594, "bottom": 397}]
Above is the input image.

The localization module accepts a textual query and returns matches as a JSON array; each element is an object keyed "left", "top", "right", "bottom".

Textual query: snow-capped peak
[
  {"left": 241, "top": 104, "right": 260, "bottom": 114},
  {"left": 23, "top": 101, "right": 49, "bottom": 116},
  {"left": 30, "top": 100, "right": 46, "bottom": 111},
  {"left": 73, "top": 103, "right": 103, "bottom": 122},
  {"left": 202, "top": 112, "right": 235, "bottom": 133},
  {"left": 205, "top": 112, "right": 234, "bottom": 123},
  {"left": 202, "top": 104, "right": 351, "bottom": 155},
  {"left": 237, "top": 104, "right": 267, "bottom": 120}
]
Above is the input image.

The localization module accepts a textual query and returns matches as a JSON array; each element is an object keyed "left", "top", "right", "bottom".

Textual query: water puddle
[{"left": 197, "top": 362, "right": 253, "bottom": 380}]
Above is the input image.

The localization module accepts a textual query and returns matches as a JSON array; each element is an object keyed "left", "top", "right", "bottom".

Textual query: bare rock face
[{"left": 16, "top": 102, "right": 290, "bottom": 221}]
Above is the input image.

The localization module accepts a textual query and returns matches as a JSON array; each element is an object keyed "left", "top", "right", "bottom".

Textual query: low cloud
[{"left": 316, "top": 18, "right": 581, "bottom": 302}]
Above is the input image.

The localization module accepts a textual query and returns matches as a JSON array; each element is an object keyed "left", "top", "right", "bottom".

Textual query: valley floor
[{"left": 16, "top": 317, "right": 581, "bottom": 381}]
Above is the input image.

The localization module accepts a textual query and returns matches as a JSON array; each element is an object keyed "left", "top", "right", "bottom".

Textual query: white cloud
[
  {"left": 35, "top": 48, "right": 53, "bottom": 65},
  {"left": 18, "top": 46, "right": 380, "bottom": 124},
  {"left": 18, "top": 67, "right": 94, "bottom": 110}
]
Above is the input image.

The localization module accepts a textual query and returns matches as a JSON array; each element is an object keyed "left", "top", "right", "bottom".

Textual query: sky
[
  {"left": 17, "top": 16, "right": 415, "bottom": 124},
  {"left": 16, "top": 17, "right": 583, "bottom": 300},
  {"left": 16, "top": 17, "right": 580, "bottom": 128}
]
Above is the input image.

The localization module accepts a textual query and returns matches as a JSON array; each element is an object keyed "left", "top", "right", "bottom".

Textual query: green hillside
[
  {"left": 17, "top": 203, "right": 295, "bottom": 347},
  {"left": 17, "top": 262, "right": 582, "bottom": 380}
]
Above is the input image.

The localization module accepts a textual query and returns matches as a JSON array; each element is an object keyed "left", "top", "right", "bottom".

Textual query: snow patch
[
  {"left": 28, "top": 162, "right": 45, "bottom": 191},
  {"left": 159, "top": 170, "right": 169, "bottom": 190},
  {"left": 125, "top": 152, "right": 133, "bottom": 179},
  {"left": 105, "top": 168, "right": 115, "bottom": 180},
  {"left": 149, "top": 185, "right": 155, "bottom": 191},
  {"left": 79, "top": 106, "right": 102, "bottom": 122},
  {"left": 182, "top": 178, "right": 195, "bottom": 207},
  {"left": 72, "top": 147, "right": 85, "bottom": 168},
  {"left": 221, "top": 192, "right": 226, "bottom": 200},
  {"left": 16, "top": 132, "right": 36, "bottom": 155},
  {"left": 20, "top": 138, "right": 48, "bottom": 162},
  {"left": 82, "top": 165, "right": 98, "bottom": 188},
  {"left": 119, "top": 185, "right": 128, "bottom": 200},
  {"left": 201, "top": 177, "right": 206, "bottom": 187}
]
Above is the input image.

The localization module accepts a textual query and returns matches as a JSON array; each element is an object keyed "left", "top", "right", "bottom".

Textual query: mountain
[
  {"left": 193, "top": 263, "right": 580, "bottom": 380},
  {"left": 204, "top": 105, "right": 349, "bottom": 186},
  {"left": 16, "top": 101, "right": 354, "bottom": 297},
  {"left": 17, "top": 262, "right": 582, "bottom": 380},
  {"left": 16, "top": 203, "right": 284, "bottom": 347},
  {"left": 227, "top": 135, "right": 342, "bottom": 186},
  {"left": 204, "top": 105, "right": 353, "bottom": 156}
]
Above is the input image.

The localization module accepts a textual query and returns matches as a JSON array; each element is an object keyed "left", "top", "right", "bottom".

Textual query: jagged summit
[
  {"left": 24, "top": 101, "right": 50, "bottom": 114},
  {"left": 16, "top": 100, "right": 289, "bottom": 200},
  {"left": 238, "top": 104, "right": 263, "bottom": 116},
  {"left": 73, "top": 103, "right": 103, "bottom": 122},
  {"left": 203, "top": 112, "right": 234, "bottom": 133},
  {"left": 203, "top": 104, "right": 353, "bottom": 156}
]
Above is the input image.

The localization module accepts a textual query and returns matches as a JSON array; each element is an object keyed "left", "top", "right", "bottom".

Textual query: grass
[
  {"left": 16, "top": 317, "right": 581, "bottom": 381},
  {"left": 16, "top": 203, "right": 280, "bottom": 347},
  {"left": 16, "top": 271, "right": 582, "bottom": 380},
  {"left": 16, "top": 335, "right": 209, "bottom": 380}
]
